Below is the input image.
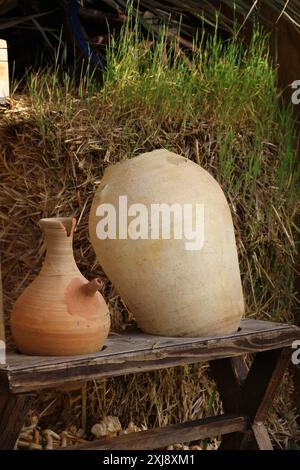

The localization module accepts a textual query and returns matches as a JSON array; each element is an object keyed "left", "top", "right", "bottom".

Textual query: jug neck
[{"left": 39, "top": 218, "right": 79, "bottom": 275}]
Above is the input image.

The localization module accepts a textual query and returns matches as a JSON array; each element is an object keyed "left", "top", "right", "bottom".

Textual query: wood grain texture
[
  {"left": 62, "top": 414, "right": 247, "bottom": 450},
  {"left": 1, "top": 319, "right": 299, "bottom": 393},
  {"left": 210, "top": 350, "right": 287, "bottom": 450},
  {"left": 251, "top": 422, "right": 273, "bottom": 450},
  {"left": 210, "top": 357, "right": 245, "bottom": 449},
  {"left": 213, "top": 348, "right": 291, "bottom": 450},
  {"left": 241, "top": 348, "right": 292, "bottom": 423},
  {"left": 0, "top": 260, "right": 5, "bottom": 343},
  {"left": 0, "top": 385, "right": 33, "bottom": 449}
]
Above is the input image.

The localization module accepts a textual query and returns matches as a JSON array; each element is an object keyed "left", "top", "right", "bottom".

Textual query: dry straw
[{"left": 0, "top": 20, "right": 299, "bottom": 448}]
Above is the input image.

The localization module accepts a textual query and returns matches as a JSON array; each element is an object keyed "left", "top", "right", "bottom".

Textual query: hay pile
[{"left": 0, "top": 25, "right": 299, "bottom": 448}]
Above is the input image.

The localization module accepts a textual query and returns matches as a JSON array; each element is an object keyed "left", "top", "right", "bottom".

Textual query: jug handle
[{"left": 84, "top": 278, "right": 103, "bottom": 296}]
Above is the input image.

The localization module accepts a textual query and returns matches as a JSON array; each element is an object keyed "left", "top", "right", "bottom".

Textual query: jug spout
[{"left": 84, "top": 278, "right": 103, "bottom": 296}]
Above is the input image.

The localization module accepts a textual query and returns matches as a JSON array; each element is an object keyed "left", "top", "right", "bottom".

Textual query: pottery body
[
  {"left": 89, "top": 149, "right": 244, "bottom": 337},
  {"left": 11, "top": 218, "right": 110, "bottom": 355}
]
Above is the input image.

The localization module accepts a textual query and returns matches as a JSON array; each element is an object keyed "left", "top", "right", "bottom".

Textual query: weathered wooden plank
[
  {"left": 1, "top": 321, "right": 299, "bottom": 393},
  {"left": 0, "top": 261, "right": 5, "bottom": 366},
  {"left": 210, "top": 353, "right": 279, "bottom": 450},
  {"left": 210, "top": 357, "right": 243, "bottom": 414},
  {"left": 62, "top": 415, "right": 247, "bottom": 450},
  {"left": 233, "top": 348, "right": 292, "bottom": 450},
  {"left": 242, "top": 348, "right": 292, "bottom": 423},
  {"left": 0, "top": 384, "right": 33, "bottom": 449},
  {"left": 3, "top": 319, "right": 296, "bottom": 370},
  {"left": 4, "top": 332, "right": 298, "bottom": 393},
  {"left": 251, "top": 422, "right": 273, "bottom": 450},
  {"left": 210, "top": 357, "right": 246, "bottom": 449}
]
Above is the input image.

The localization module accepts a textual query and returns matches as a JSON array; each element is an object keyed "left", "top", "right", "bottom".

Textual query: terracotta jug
[
  {"left": 11, "top": 217, "right": 110, "bottom": 355},
  {"left": 89, "top": 149, "right": 244, "bottom": 337}
]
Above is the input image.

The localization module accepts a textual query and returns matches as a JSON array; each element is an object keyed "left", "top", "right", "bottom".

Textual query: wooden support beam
[
  {"left": 1, "top": 319, "right": 299, "bottom": 394},
  {"left": 210, "top": 356, "right": 247, "bottom": 449},
  {"left": 63, "top": 414, "right": 247, "bottom": 450},
  {"left": 251, "top": 422, "right": 273, "bottom": 450},
  {"left": 0, "top": 261, "right": 5, "bottom": 367},
  {"left": 242, "top": 348, "right": 291, "bottom": 423},
  {"left": 0, "top": 385, "right": 33, "bottom": 450},
  {"left": 0, "top": 319, "right": 296, "bottom": 451}
]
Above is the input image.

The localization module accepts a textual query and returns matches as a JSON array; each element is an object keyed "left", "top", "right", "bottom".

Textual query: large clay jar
[
  {"left": 89, "top": 149, "right": 244, "bottom": 337},
  {"left": 11, "top": 217, "right": 110, "bottom": 355}
]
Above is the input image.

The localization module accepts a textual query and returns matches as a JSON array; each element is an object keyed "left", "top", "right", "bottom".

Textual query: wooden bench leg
[
  {"left": 0, "top": 385, "right": 33, "bottom": 450},
  {"left": 210, "top": 356, "right": 247, "bottom": 449},
  {"left": 250, "top": 422, "right": 273, "bottom": 450},
  {"left": 240, "top": 347, "right": 291, "bottom": 450},
  {"left": 210, "top": 348, "right": 292, "bottom": 450}
]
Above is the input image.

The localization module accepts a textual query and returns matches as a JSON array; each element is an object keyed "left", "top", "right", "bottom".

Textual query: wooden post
[
  {"left": 0, "top": 261, "right": 32, "bottom": 450},
  {"left": 0, "top": 385, "right": 33, "bottom": 449},
  {"left": 0, "top": 39, "right": 9, "bottom": 104},
  {"left": 0, "top": 260, "right": 5, "bottom": 365},
  {"left": 210, "top": 356, "right": 247, "bottom": 449},
  {"left": 211, "top": 348, "right": 292, "bottom": 450}
]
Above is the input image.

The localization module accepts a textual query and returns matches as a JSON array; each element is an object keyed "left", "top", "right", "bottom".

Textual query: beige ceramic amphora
[
  {"left": 10, "top": 217, "right": 110, "bottom": 355},
  {"left": 89, "top": 149, "right": 244, "bottom": 337}
]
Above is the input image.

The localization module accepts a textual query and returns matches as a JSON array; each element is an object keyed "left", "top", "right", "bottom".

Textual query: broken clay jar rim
[{"left": 39, "top": 217, "right": 76, "bottom": 237}]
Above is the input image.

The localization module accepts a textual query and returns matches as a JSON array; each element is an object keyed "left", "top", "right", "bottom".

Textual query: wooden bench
[{"left": 0, "top": 318, "right": 299, "bottom": 450}]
